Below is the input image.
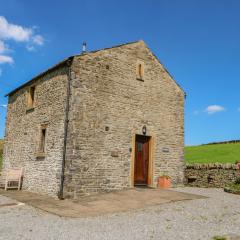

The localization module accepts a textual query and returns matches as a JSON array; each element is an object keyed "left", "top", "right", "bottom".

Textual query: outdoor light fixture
[{"left": 142, "top": 125, "right": 147, "bottom": 135}]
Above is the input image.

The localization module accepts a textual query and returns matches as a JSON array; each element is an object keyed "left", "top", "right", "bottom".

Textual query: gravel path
[
  {"left": 0, "top": 195, "right": 18, "bottom": 205},
  {"left": 0, "top": 187, "right": 240, "bottom": 240}
]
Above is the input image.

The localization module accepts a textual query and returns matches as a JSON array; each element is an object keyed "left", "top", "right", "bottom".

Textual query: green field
[{"left": 185, "top": 143, "right": 240, "bottom": 164}]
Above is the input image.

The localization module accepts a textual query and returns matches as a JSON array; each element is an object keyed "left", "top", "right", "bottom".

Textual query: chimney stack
[{"left": 82, "top": 42, "right": 87, "bottom": 54}]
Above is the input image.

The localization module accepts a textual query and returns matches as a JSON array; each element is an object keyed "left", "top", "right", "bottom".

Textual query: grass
[
  {"left": 225, "top": 177, "right": 240, "bottom": 194},
  {"left": 227, "top": 183, "right": 240, "bottom": 192},
  {"left": 212, "top": 237, "right": 227, "bottom": 240},
  {"left": 185, "top": 143, "right": 240, "bottom": 164},
  {"left": 0, "top": 139, "right": 3, "bottom": 170}
]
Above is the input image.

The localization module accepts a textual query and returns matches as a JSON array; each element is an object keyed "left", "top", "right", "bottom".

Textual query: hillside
[{"left": 185, "top": 142, "right": 240, "bottom": 164}]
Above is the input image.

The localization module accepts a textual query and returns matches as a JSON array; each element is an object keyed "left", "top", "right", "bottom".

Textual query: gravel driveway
[{"left": 0, "top": 187, "right": 240, "bottom": 240}]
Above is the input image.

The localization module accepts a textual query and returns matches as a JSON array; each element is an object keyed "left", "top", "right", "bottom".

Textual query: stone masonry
[
  {"left": 3, "top": 66, "right": 69, "bottom": 197},
  {"left": 185, "top": 164, "right": 240, "bottom": 187},
  {"left": 63, "top": 41, "right": 185, "bottom": 198},
  {"left": 3, "top": 41, "right": 185, "bottom": 199}
]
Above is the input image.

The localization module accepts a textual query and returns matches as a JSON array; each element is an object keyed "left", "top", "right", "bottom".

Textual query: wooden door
[{"left": 134, "top": 135, "right": 150, "bottom": 186}]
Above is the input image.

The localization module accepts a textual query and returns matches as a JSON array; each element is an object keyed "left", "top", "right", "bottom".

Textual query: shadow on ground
[{"left": 0, "top": 187, "right": 206, "bottom": 218}]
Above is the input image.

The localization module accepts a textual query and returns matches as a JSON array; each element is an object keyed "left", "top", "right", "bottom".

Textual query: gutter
[{"left": 58, "top": 57, "right": 73, "bottom": 200}]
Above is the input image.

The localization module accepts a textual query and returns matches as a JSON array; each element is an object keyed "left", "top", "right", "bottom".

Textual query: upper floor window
[
  {"left": 136, "top": 60, "right": 144, "bottom": 80},
  {"left": 39, "top": 127, "right": 46, "bottom": 153},
  {"left": 27, "top": 86, "right": 35, "bottom": 109}
]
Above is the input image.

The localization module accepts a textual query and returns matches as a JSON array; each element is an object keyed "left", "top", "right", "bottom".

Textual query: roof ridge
[{"left": 77, "top": 40, "right": 143, "bottom": 56}]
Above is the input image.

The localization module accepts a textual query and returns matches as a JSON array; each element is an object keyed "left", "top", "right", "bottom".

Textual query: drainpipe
[{"left": 58, "top": 57, "right": 73, "bottom": 200}]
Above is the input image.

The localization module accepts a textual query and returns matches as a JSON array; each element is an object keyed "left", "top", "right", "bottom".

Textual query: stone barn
[{"left": 3, "top": 40, "right": 185, "bottom": 199}]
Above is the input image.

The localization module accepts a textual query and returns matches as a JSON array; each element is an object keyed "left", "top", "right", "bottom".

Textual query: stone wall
[
  {"left": 3, "top": 66, "right": 69, "bottom": 197},
  {"left": 185, "top": 164, "right": 240, "bottom": 187},
  {"left": 63, "top": 41, "right": 185, "bottom": 198}
]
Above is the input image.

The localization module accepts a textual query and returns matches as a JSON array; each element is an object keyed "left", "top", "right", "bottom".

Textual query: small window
[
  {"left": 137, "top": 143, "right": 143, "bottom": 151},
  {"left": 27, "top": 86, "right": 35, "bottom": 109},
  {"left": 138, "top": 64, "right": 143, "bottom": 78},
  {"left": 39, "top": 126, "right": 47, "bottom": 153},
  {"left": 136, "top": 60, "right": 144, "bottom": 80}
]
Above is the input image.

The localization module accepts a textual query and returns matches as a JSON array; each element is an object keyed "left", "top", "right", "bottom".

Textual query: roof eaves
[{"left": 5, "top": 56, "right": 74, "bottom": 97}]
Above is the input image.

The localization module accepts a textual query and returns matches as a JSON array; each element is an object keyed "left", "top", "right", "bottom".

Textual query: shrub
[
  {"left": 235, "top": 177, "right": 240, "bottom": 185},
  {"left": 212, "top": 236, "right": 227, "bottom": 240}
]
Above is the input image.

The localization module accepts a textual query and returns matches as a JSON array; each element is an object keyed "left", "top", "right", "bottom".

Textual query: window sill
[
  {"left": 136, "top": 78, "right": 144, "bottom": 82},
  {"left": 26, "top": 107, "right": 35, "bottom": 114},
  {"left": 36, "top": 152, "right": 46, "bottom": 160}
]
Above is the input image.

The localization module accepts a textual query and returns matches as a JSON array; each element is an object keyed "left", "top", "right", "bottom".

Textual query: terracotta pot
[
  {"left": 158, "top": 177, "right": 171, "bottom": 188},
  {"left": 237, "top": 163, "right": 240, "bottom": 170}
]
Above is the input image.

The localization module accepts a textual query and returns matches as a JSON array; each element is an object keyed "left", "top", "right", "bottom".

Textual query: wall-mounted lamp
[{"left": 142, "top": 125, "right": 147, "bottom": 135}]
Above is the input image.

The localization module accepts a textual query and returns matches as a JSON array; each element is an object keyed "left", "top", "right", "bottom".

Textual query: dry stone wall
[{"left": 185, "top": 164, "right": 240, "bottom": 187}]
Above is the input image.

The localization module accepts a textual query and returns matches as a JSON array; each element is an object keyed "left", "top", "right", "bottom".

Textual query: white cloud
[
  {"left": 205, "top": 105, "right": 225, "bottom": 114},
  {"left": 33, "top": 35, "right": 44, "bottom": 45},
  {"left": 0, "top": 55, "right": 13, "bottom": 64},
  {"left": 26, "top": 35, "right": 44, "bottom": 52},
  {"left": 0, "top": 16, "right": 32, "bottom": 42},
  {"left": 0, "top": 40, "right": 8, "bottom": 53},
  {"left": 0, "top": 16, "right": 44, "bottom": 68},
  {"left": 0, "top": 104, "right": 7, "bottom": 108},
  {"left": 26, "top": 45, "right": 35, "bottom": 52}
]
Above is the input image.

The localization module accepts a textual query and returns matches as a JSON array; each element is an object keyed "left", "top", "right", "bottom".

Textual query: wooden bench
[{"left": 0, "top": 168, "right": 24, "bottom": 190}]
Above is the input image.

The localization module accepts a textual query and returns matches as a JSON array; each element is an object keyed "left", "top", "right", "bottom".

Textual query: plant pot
[
  {"left": 158, "top": 177, "right": 171, "bottom": 188},
  {"left": 237, "top": 163, "right": 240, "bottom": 170}
]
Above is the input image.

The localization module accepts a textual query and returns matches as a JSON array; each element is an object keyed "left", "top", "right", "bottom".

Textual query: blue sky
[{"left": 0, "top": 0, "right": 240, "bottom": 146}]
